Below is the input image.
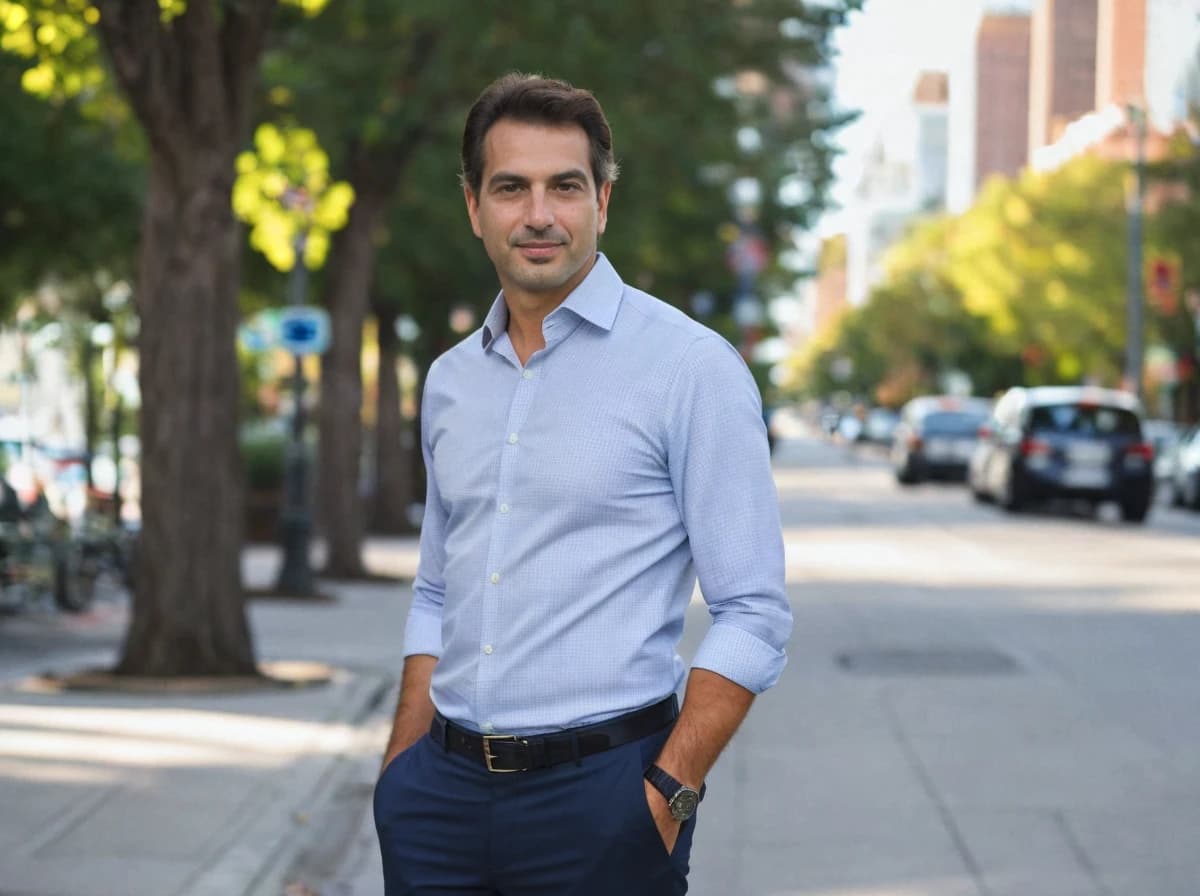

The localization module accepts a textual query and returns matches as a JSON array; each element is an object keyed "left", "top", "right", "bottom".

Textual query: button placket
[{"left": 475, "top": 360, "right": 544, "bottom": 717}]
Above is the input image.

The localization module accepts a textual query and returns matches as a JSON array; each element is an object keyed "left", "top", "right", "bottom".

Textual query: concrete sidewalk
[{"left": 0, "top": 539, "right": 420, "bottom": 896}]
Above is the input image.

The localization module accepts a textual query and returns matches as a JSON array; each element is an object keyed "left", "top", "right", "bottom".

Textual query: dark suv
[{"left": 968, "top": 386, "right": 1155, "bottom": 522}]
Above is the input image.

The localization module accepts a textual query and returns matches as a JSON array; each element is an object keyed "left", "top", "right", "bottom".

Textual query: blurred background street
[{"left": 3, "top": 0, "right": 1200, "bottom": 893}]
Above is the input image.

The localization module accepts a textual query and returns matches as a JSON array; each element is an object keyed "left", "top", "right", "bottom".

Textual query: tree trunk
[
  {"left": 317, "top": 188, "right": 388, "bottom": 577},
  {"left": 96, "top": 0, "right": 274, "bottom": 676},
  {"left": 370, "top": 304, "right": 415, "bottom": 534},
  {"left": 114, "top": 152, "right": 253, "bottom": 676}
]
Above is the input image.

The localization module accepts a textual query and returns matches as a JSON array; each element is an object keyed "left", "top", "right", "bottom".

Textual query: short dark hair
[{"left": 461, "top": 73, "right": 619, "bottom": 195}]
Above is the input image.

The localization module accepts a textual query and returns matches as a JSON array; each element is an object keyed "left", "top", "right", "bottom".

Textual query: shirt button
[
  {"left": 499, "top": 503, "right": 510, "bottom": 514},
  {"left": 508, "top": 433, "right": 519, "bottom": 444},
  {"left": 483, "top": 644, "right": 493, "bottom": 655},
  {"left": 522, "top": 370, "right": 534, "bottom": 380},
  {"left": 490, "top": 572, "right": 500, "bottom": 584}
]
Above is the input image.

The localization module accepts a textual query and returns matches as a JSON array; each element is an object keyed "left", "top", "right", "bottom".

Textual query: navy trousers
[{"left": 373, "top": 723, "right": 696, "bottom": 895}]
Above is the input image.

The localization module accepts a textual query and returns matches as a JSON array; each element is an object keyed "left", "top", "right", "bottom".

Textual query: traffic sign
[
  {"left": 278, "top": 307, "right": 330, "bottom": 355},
  {"left": 1146, "top": 254, "right": 1181, "bottom": 314}
]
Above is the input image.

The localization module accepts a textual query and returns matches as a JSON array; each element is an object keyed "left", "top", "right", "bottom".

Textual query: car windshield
[
  {"left": 1029, "top": 404, "right": 1141, "bottom": 437},
  {"left": 921, "top": 412, "right": 987, "bottom": 436}
]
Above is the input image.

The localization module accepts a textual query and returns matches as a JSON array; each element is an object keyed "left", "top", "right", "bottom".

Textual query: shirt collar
[
  {"left": 480, "top": 252, "right": 623, "bottom": 352},
  {"left": 480, "top": 293, "right": 509, "bottom": 352}
]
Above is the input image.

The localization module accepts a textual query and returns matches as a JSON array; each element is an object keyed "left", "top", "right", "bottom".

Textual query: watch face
[{"left": 669, "top": 788, "right": 700, "bottom": 821}]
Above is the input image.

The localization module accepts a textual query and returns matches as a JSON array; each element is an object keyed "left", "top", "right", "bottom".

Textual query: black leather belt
[{"left": 430, "top": 695, "right": 678, "bottom": 773}]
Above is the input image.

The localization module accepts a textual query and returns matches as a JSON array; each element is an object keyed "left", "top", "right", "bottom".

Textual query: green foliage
[
  {"left": 0, "top": 0, "right": 105, "bottom": 101},
  {"left": 262, "top": 0, "right": 861, "bottom": 327},
  {"left": 233, "top": 123, "right": 355, "bottom": 271},
  {"left": 804, "top": 153, "right": 1150, "bottom": 405},
  {"left": 0, "top": 51, "right": 140, "bottom": 318},
  {"left": 1145, "top": 127, "right": 1200, "bottom": 416},
  {"left": 239, "top": 421, "right": 287, "bottom": 491},
  {"left": 947, "top": 156, "right": 1131, "bottom": 384}
]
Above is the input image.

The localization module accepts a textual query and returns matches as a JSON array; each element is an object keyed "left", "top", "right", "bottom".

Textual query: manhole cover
[{"left": 836, "top": 647, "right": 1021, "bottom": 677}]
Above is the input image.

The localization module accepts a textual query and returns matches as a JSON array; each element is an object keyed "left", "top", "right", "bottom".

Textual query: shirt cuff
[
  {"left": 402, "top": 609, "right": 443, "bottom": 659},
  {"left": 691, "top": 623, "right": 787, "bottom": 694}
]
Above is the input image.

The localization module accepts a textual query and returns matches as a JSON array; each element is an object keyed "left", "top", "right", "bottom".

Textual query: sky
[{"left": 822, "top": 0, "right": 1000, "bottom": 231}]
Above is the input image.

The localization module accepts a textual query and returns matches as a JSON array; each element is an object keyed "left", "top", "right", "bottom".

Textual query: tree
[
  {"left": 262, "top": 0, "right": 861, "bottom": 575},
  {"left": 91, "top": 0, "right": 289, "bottom": 675},
  {"left": 1147, "top": 127, "right": 1200, "bottom": 420},
  {"left": 797, "top": 217, "right": 1015, "bottom": 406},
  {"left": 800, "top": 154, "right": 1139, "bottom": 405},
  {"left": 944, "top": 158, "right": 1131, "bottom": 386},
  {"left": 3, "top": 0, "right": 327, "bottom": 675}
]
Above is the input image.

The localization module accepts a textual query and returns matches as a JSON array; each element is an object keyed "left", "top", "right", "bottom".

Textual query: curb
[{"left": 175, "top": 667, "right": 396, "bottom": 896}]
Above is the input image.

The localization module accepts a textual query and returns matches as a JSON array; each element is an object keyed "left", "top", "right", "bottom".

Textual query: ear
[
  {"left": 596, "top": 180, "right": 612, "bottom": 236},
  {"left": 464, "top": 184, "right": 483, "bottom": 239}
]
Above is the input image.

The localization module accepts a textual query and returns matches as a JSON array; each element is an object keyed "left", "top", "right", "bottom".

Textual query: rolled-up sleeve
[
  {"left": 403, "top": 371, "right": 447, "bottom": 659},
  {"left": 666, "top": 336, "right": 791, "bottom": 693}
]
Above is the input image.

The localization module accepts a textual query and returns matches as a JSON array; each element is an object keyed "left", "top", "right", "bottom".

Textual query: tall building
[
  {"left": 975, "top": 12, "right": 1032, "bottom": 188},
  {"left": 843, "top": 70, "right": 953, "bottom": 305},
  {"left": 844, "top": 134, "right": 913, "bottom": 306},
  {"left": 1032, "top": 0, "right": 1198, "bottom": 173},
  {"left": 913, "top": 71, "right": 950, "bottom": 209},
  {"left": 813, "top": 235, "right": 849, "bottom": 337},
  {"left": 1028, "top": 0, "right": 1100, "bottom": 159},
  {"left": 1095, "top": 0, "right": 1146, "bottom": 109}
]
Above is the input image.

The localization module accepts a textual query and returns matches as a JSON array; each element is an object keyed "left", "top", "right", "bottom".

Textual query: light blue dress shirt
[{"left": 405, "top": 253, "right": 791, "bottom": 735}]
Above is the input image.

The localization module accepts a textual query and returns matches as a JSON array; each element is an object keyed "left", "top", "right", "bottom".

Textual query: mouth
[{"left": 517, "top": 242, "right": 563, "bottom": 260}]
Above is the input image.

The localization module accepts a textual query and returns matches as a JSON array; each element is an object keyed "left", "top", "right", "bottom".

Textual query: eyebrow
[{"left": 486, "top": 168, "right": 591, "bottom": 190}]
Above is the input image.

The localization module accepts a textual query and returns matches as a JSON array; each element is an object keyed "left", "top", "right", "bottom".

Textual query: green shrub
[{"left": 239, "top": 422, "right": 287, "bottom": 491}]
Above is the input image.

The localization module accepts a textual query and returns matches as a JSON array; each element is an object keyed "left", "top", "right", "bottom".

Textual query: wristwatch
[{"left": 644, "top": 764, "right": 702, "bottom": 822}]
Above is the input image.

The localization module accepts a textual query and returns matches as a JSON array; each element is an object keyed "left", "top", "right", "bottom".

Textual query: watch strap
[
  {"left": 644, "top": 763, "right": 684, "bottom": 802},
  {"left": 644, "top": 764, "right": 705, "bottom": 801}
]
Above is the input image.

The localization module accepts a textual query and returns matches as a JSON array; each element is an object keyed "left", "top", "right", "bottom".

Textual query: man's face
[{"left": 465, "top": 119, "right": 611, "bottom": 307}]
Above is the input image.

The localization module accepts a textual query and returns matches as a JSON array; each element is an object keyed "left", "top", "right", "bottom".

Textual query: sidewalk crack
[
  {"left": 1052, "top": 809, "right": 1116, "bottom": 896},
  {"left": 879, "top": 693, "right": 992, "bottom": 896}
]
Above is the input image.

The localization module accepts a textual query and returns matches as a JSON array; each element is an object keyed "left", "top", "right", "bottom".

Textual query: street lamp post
[
  {"left": 1125, "top": 103, "right": 1146, "bottom": 398},
  {"left": 274, "top": 223, "right": 314, "bottom": 596}
]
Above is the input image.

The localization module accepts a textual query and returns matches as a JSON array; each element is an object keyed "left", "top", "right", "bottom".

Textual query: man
[{"left": 374, "top": 73, "right": 791, "bottom": 895}]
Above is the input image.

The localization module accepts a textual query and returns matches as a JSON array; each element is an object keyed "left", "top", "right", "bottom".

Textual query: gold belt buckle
[{"left": 482, "top": 734, "right": 526, "bottom": 773}]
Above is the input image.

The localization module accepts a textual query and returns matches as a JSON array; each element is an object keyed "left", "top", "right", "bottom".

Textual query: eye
[
  {"left": 557, "top": 181, "right": 583, "bottom": 192},
  {"left": 499, "top": 183, "right": 523, "bottom": 194}
]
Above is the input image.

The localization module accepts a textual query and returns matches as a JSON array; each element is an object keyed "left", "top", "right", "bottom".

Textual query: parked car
[
  {"left": 1167, "top": 424, "right": 1200, "bottom": 510},
  {"left": 968, "top": 386, "right": 1154, "bottom": 522},
  {"left": 892, "top": 396, "right": 993, "bottom": 485}
]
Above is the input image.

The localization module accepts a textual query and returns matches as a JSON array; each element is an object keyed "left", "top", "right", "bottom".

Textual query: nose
[{"left": 525, "top": 187, "right": 554, "bottom": 231}]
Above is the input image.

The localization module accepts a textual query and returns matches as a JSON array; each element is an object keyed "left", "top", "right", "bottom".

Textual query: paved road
[
  {"left": 3, "top": 433, "right": 1199, "bottom": 895},
  {"left": 689, "top": 433, "right": 1200, "bottom": 895}
]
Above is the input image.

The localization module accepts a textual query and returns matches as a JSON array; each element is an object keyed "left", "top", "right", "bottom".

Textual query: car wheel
[
  {"left": 1187, "top": 473, "right": 1200, "bottom": 511},
  {"left": 1120, "top": 497, "right": 1151, "bottom": 524},
  {"left": 896, "top": 466, "right": 919, "bottom": 486},
  {"left": 1001, "top": 468, "right": 1027, "bottom": 513}
]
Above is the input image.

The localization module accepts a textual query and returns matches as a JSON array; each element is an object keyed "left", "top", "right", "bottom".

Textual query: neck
[
  {"left": 505, "top": 300, "right": 547, "bottom": 366},
  {"left": 502, "top": 254, "right": 598, "bottom": 364}
]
